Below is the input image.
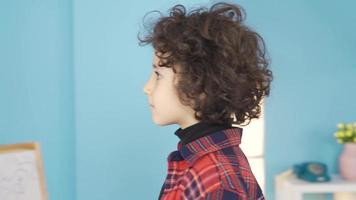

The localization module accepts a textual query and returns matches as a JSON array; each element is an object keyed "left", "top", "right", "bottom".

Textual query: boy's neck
[{"left": 179, "top": 118, "right": 200, "bottom": 129}]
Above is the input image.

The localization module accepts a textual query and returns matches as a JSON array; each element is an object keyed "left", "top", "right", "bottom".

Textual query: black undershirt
[{"left": 174, "top": 121, "right": 233, "bottom": 145}]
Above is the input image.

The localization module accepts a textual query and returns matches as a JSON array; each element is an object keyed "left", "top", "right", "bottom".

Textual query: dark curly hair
[{"left": 138, "top": 2, "right": 273, "bottom": 126}]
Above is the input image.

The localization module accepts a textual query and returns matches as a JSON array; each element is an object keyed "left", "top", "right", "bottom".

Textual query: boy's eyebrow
[{"left": 152, "top": 64, "right": 159, "bottom": 69}]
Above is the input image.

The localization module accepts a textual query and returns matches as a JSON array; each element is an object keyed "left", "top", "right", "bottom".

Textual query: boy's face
[{"left": 143, "top": 52, "right": 199, "bottom": 129}]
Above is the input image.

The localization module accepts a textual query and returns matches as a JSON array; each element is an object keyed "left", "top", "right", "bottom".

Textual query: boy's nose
[
  {"left": 143, "top": 82, "right": 151, "bottom": 95},
  {"left": 143, "top": 73, "right": 155, "bottom": 95}
]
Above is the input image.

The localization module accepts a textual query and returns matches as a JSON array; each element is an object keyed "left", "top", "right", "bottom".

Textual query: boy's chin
[{"left": 152, "top": 118, "right": 176, "bottom": 127}]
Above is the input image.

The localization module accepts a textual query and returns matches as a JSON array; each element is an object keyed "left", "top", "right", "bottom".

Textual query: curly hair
[{"left": 138, "top": 2, "right": 273, "bottom": 126}]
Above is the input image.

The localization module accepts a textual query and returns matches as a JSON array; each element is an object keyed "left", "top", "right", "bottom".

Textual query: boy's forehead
[
  {"left": 152, "top": 52, "right": 161, "bottom": 65},
  {"left": 152, "top": 59, "right": 160, "bottom": 69},
  {"left": 152, "top": 52, "right": 165, "bottom": 69},
  {"left": 151, "top": 51, "right": 180, "bottom": 72}
]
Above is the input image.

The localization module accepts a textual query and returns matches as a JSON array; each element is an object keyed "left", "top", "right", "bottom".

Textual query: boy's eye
[{"left": 154, "top": 71, "right": 161, "bottom": 79}]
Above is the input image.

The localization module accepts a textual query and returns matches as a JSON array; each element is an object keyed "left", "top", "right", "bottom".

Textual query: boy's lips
[{"left": 148, "top": 99, "right": 154, "bottom": 108}]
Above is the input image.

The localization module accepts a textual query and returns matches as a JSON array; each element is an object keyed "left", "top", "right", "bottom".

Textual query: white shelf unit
[{"left": 275, "top": 170, "right": 356, "bottom": 200}]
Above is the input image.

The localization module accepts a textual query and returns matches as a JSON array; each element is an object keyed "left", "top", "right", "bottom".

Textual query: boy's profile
[{"left": 138, "top": 2, "right": 272, "bottom": 199}]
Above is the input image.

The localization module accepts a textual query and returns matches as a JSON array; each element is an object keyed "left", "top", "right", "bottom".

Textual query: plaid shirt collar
[{"left": 167, "top": 127, "right": 243, "bottom": 168}]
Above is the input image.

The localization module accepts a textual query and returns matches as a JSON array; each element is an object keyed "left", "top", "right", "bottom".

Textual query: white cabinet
[{"left": 275, "top": 170, "right": 356, "bottom": 200}]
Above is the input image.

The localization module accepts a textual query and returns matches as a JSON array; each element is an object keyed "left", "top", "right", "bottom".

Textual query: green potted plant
[{"left": 334, "top": 122, "right": 356, "bottom": 180}]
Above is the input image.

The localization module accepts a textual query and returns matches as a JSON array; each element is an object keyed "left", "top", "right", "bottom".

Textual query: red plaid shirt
[{"left": 158, "top": 127, "right": 265, "bottom": 200}]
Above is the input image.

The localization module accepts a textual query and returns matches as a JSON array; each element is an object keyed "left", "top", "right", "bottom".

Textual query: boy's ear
[
  {"left": 198, "top": 92, "right": 207, "bottom": 104},
  {"left": 191, "top": 92, "right": 206, "bottom": 109}
]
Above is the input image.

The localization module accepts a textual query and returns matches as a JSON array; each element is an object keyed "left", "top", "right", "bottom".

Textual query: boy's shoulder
[{"left": 178, "top": 128, "right": 264, "bottom": 199}]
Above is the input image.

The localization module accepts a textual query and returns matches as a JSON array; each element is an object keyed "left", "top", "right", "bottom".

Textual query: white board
[{"left": 0, "top": 142, "right": 47, "bottom": 200}]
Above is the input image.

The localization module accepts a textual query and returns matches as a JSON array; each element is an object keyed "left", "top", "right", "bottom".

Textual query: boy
[{"left": 139, "top": 2, "right": 272, "bottom": 199}]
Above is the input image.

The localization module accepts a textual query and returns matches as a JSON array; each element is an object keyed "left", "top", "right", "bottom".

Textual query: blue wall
[
  {"left": 0, "top": 0, "right": 75, "bottom": 200},
  {"left": 1, "top": 0, "right": 355, "bottom": 199},
  {"left": 73, "top": 0, "right": 208, "bottom": 199}
]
